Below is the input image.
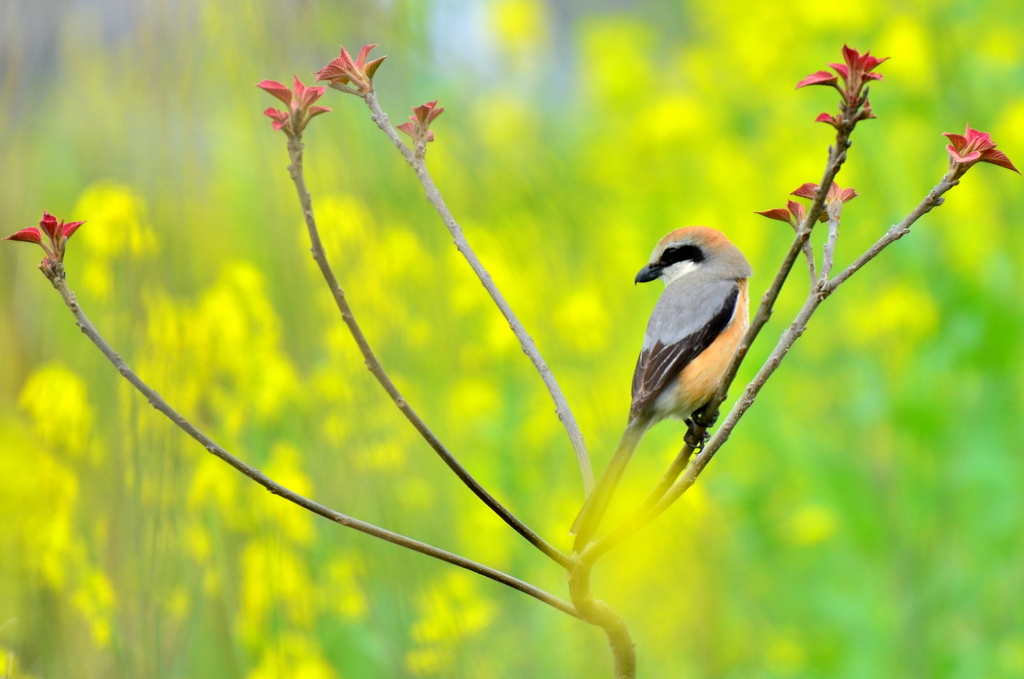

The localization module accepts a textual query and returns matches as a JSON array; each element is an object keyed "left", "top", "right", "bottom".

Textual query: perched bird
[{"left": 571, "top": 226, "right": 752, "bottom": 549}]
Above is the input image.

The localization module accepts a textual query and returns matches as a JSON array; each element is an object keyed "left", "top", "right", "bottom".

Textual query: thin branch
[
  {"left": 827, "top": 174, "right": 956, "bottom": 290},
  {"left": 584, "top": 172, "right": 958, "bottom": 558},
  {"left": 713, "top": 120, "right": 856, "bottom": 412},
  {"left": 820, "top": 205, "right": 842, "bottom": 281},
  {"left": 781, "top": 208, "right": 818, "bottom": 286},
  {"left": 643, "top": 443, "right": 695, "bottom": 512},
  {"left": 570, "top": 439, "right": 698, "bottom": 564},
  {"left": 46, "top": 274, "right": 580, "bottom": 618},
  {"left": 361, "top": 90, "right": 595, "bottom": 496},
  {"left": 801, "top": 239, "right": 817, "bottom": 286},
  {"left": 284, "top": 135, "right": 571, "bottom": 568}
]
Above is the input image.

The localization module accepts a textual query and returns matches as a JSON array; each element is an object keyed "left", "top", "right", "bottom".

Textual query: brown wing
[{"left": 629, "top": 286, "right": 739, "bottom": 421}]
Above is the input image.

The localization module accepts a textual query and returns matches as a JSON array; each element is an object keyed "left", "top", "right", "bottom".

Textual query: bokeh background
[{"left": 2, "top": 0, "right": 1023, "bottom": 677}]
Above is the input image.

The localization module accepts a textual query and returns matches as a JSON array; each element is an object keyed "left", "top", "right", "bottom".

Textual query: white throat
[{"left": 659, "top": 260, "right": 700, "bottom": 285}]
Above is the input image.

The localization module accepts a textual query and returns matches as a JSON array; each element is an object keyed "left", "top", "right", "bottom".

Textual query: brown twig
[
  {"left": 584, "top": 172, "right": 959, "bottom": 558},
  {"left": 568, "top": 559, "right": 636, "bottom": 679},
  {"left": 45, "top": 273, "right": 579, "bottom": 617},
  {"left": 800, "top": 238, "right": 817, "bottom": 286},
  {"left": 360, "top": 89, "right": 595, "bottom": 496},
  {"left": 784, "top": 214, "right": 818, "bottom": 286},
  {"left": 353, "top": 91, "right": 635, "bottom": 675},
  {"left": 826, "top": 174, "right": 956, "bottom": 290},
  {"left": 716, "top": 118, "right": 856, "bottom": 410},
  {"left": 284, "top": 134, "right": 571, "bottom": 568},
  {"left": 820, "top": 209, "right": 841, "bottom": 282},
  {"left": 581, "top": 448, "right": 693, "bottom": 562}
]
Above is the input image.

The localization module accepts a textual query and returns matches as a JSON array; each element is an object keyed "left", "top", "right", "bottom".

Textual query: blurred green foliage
[{"left": 2, "top": 0, "right": 1024, "bottom": 677}]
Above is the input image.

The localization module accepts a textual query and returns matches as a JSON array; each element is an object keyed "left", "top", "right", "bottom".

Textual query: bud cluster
[
  {"left": 314, "top": 44, "right": 386, "bottom": 96},
  {"left": 396, "top": 100, "right": 445, "bottom": 144},
  {"left": 4, "top": 211, "right": 85, "bottom": 277},
  {"left": 756, "top": 181, "right": 857, "bottom": 228},
  {"left": 943, "top": 125, "right": 1019, "bottom": 179},
  {"left": 257, "top": 76, "right": 331, "bottom": 136},
  {"left": 796, "top": 45, "right": 887, "bottom": 129}
]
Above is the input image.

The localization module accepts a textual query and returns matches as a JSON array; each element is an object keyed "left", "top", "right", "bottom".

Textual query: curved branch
[
  {"left": 362, "top": 90, "right": 595, "bottom": 497},
  {"left": 47, "top": 274, "right": 579, "bottom": 618},
  {"left": 568, "top": 560, "right": 636, "bottom": 679},
  {"left": 284, "top": 135, "right": 571, "bottom": 568}
]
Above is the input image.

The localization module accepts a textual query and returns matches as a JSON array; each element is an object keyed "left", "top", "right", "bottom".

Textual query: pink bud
[
  {"left": 257, "top": 80, "right": 293, "bottom": 106},
  {"left": 754, "top": 208, "right": 795, "bottom": 226},
  {"left": 315, "top": 44, "right": 387, "bottom": 96},
  {"left": 39, "top": 211, "right": 61, "bottom": 239},
  {"left": 786, "top": 200, "right": 806, "bottom": 223},
  {"left": 258, "top": 77, "right": 331, "bottom": 135},
  {"left": 3, "top": 227, "right": 44, "bottom": 245},
  {"left": 798, "top": 45, "right": 887, "bottom": 122},
  {"left": 943, "top": 125, "right": 1019, "bottom": 175},
  {"left": 63, "top": 221, "right": 86, "bottom": 238},
  {"left": 397, "top": 100, "right": 445, "bottom": 144},
  {"left": 796, "top": 71, "right": 839, "bottom": 89},
  {"left": 790, "top": 183, "right": 818, "bottom": 200},
  {"left": 264, "top": 107, "right": 290, "bottom": 131},
  {"left": 815, "top": 112, "right": 841, "bottom": 129},
  {"left": 5, "top": 210, "right": 85, "bottom": 268}
]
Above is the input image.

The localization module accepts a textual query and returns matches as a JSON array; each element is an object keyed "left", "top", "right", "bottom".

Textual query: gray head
[{"left": 634, "top": 226, "right": 753, "bottom": 286}]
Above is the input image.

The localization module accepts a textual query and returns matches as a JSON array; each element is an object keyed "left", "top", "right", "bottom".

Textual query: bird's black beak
[{"left": 634, "top": 264, "right": 660, "bottom": 284}]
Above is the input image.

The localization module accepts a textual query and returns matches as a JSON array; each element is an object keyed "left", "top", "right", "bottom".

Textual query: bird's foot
[
  {"left": 683, "top": 421, "right": 712, "bottom": 451},
  {"left": 692, "top": 406, "right": 719, "bottom": 429},
  {"left": 685, "top": 407, "right": 718, "bottom": 452}
]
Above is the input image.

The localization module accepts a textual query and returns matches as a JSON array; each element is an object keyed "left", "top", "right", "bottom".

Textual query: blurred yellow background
[{"left": 2, "top": 0, "right": 1023, "bottom": 677}]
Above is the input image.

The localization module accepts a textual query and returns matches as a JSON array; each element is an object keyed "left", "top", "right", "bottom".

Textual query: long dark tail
[{"left": 571, "top": 418, "right": 651, "bottom": 551}]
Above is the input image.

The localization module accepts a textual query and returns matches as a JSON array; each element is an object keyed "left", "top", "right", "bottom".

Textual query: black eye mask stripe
[{"left": 659, "top": 245, "right": 704, "bottom": 267}]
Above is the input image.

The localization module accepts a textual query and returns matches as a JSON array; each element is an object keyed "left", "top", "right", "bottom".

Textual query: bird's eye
[{"left": 659, "top": 245, "right": 704, "bottom": 266}]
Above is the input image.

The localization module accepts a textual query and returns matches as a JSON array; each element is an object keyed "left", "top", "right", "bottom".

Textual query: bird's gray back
[{"left": 643, "top": 273, "right": 739, "bottom": 350}]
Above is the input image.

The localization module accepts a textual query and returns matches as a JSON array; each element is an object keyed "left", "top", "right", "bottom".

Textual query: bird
[{"left": 571, "top": 226, "right": 752, "bottom": 550}]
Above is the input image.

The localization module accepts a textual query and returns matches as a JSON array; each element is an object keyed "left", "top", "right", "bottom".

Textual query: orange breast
[{"left": 673, "top": 279, "right": 749, "bottom": 415}]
